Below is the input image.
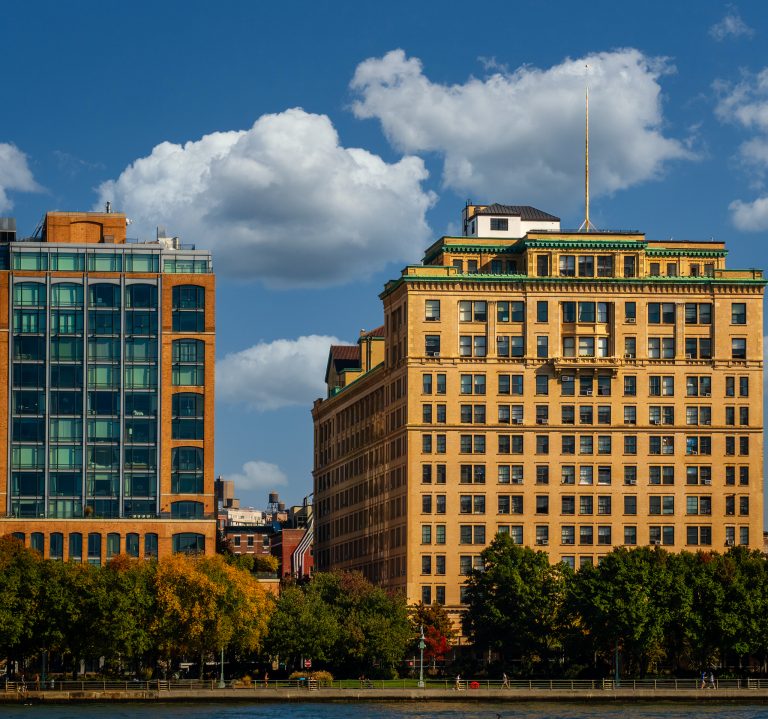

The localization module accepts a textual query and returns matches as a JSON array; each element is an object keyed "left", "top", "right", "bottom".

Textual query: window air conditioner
[
  {"left": 686, "top": 353, "right": 694, "bottom": 359},
  {"left": 537, "top": 419, "right": 548, "bottom": 425},
  {"left": 701, "top": 479, "right": 712, "bottom": 485},
  {"left": 702, "top": 420, "right": 711, "bottom": 425},
  {"left": 703, "top": 392, "right": 711, "bottom": 397},
  {"left": 425, "top": 317, "right": 439, "bottom": 322},
  {"left": 725, "top": 539, "right": 735, "bottom": 547},
  {"left": 626, "top": 479, "right": 637, "bottom": 486},
  {"left": 626, "top": 318, "right": 636, "bottom": 324},
  {"left": 651, "top": 419, "right": 660, "bottom": 425},
  {"left": 536, "top": 538, "right": 549, "bottom": 546},
  {"left": 427, "top": 351, "right": 440, "bottom": 357},
  {"left": 513, "top": 418, "right": 523, "bottom": 424},
  {"left": 650, "top": 539, "right": 661, "bottom": 546}
]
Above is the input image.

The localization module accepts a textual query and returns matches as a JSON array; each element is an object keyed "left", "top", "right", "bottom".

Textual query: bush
[{"left": 288, "top": 670, "right": 334, "bottom": 686}]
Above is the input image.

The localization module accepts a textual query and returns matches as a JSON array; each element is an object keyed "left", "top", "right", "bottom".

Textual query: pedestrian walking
[
  {"left": 502, "top": 672, "right": 510, "bottom": 689},
  {"left": 708, "top": 671, "right": 716, "bottom": 689},
  {"left": 263, "top": 671, "right": 269, "bottom": 688},
  {"left": 700, "top": 670, "right": 706, "bottom": 689},
  {"left": 455, "top": 674, "right": 461, "bottom": 690}
]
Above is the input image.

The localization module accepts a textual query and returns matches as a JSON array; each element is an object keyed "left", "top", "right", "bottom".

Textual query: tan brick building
[
  {"left": 312, "top": 203, "right": 765, "bottom": 616},
  {"left": 0, "top": 210, "right": 215, "bottom": 561}
]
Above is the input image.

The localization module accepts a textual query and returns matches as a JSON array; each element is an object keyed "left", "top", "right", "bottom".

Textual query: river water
[{"left": 2, "top": 704, "right": 768, "bottom": 719}]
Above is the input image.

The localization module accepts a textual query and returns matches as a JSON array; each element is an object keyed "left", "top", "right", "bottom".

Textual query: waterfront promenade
[{"left": 5, "top": 679, "right": 768, "bottom": 703}]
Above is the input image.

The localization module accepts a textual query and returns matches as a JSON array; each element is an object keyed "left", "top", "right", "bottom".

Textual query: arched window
[
  {"left": 30, "top": 532, "right": 44, "bottom": 554},
  {"left": 172, "top": 393, "right": 204, "bottom": 439},
  {"left": 172, "top": 533, "right": 205, "bottom": 554},
  {"left": 50, "top": 283, "right": 83, "bottom": 307},
  {"left": 87, "top": 532, "right": 102, "bottom": 565},
  {"left": 50, "top": 532, "right": 64, "bottom": 560},
  {"left": 125, "top": 284, "right": 158, "bottom": 336},
  {"left": 126, "top": 533, "right": 140, "bottom": 558},
  {"left": 88, "top": 283, "right": 120, "bottom": 336},
  {"left": 13, "top": 282, "right": 45, "bottom": 307},
  {"left": 126, "top": 284, "right": 157, "bottom": 309},
  {"left": 11, "top": 532, "right": 25, "bottom": 544},
  {"left": 88, "top": 283, "right": 120, "bottom": 308},
  {"left": 170, "top": 501, "right": 204, "bottom": 519},
  {"left": 172, "top": 339, "right": 204, "bottom": 386},
  {"left": 144, "top": 533, "right": 158, "bottom": 559},
  {"left": 106, "top": 532, "right": 121, "bottom": 559},
  {"left": 13, "top": 282, "right": 46, "bottom": 334},
  {"left": 69, "top": 532, "right": 83, "bottom": 562},
  {"left": 172, "top": 447, "right": 204, "bottom": 494},
  {"left": 172, "top": 285, "right": 205, "bottom": 332}
]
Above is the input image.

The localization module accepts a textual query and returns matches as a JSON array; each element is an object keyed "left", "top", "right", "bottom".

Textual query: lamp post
[
  {"left": 218, "top": 646, "right": 226, "bottom": 688},
  {"left": 418, "top": 625, "right": 426, "bottom": 688}
]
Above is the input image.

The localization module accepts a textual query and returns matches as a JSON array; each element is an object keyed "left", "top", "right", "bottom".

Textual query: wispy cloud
[
  {"left": 709, "top": 7, "right": 754, "bottom": 41},
  {"left": 714, "top": 69, "right": 768, "bottom": 229}
]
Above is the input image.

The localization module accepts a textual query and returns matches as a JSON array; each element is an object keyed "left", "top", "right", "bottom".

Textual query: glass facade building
[{"left": 0, "top": 211, "right": 215, "bottom": 561}]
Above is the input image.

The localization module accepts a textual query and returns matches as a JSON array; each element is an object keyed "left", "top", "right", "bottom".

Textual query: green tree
[
  {"left": 98, "top": 556, "right": 157, "bottom": 671},
  {"left": 462, "top": 534, "right": 569, "bottom": 672},
  {"left": 264, "top": 580, "right": 339, "bottom": 666},
  {"left": 265, "top": 572, "right": 411, "bottom": 676},
  {"left": 0, "top": 536, "right": 43, "bottom": 668},
  {"left": 569, "top": 547, "right": 684, "bottom": 675}
]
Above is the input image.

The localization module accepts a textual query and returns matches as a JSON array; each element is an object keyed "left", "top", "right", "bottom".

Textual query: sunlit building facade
[
  {"left": 0, "top": 210, "right": 215, "bottom": 561},
  {"left": 313, "top": 203, "right": 764, "bottom": 617}
]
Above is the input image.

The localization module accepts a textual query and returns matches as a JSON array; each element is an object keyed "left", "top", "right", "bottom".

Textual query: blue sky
[{"left": 3, "top": 0, "right": 768, "bottom": 510}]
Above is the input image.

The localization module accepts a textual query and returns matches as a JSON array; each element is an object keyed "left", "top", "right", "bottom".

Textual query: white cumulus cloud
[
  {"left": 350, "top": 49, "right": 693, "bottom": 212},
  {"left": 710, "top": 8, "right": 754, "bottom": 41},
  {"left": 96, "top": 109, "right": 435, "bottom": 287},
  {"left": 715, "top": 69, "right": 768, "bottom": 230},
  {"left": 223, "top": 460, "right": 288, "bottom": 492},
  {"left": 217, "top": 334, "right": 345, "bottom": 411},
  {"left": 0, "top": 143, "right": 41, "bottom": 212}
]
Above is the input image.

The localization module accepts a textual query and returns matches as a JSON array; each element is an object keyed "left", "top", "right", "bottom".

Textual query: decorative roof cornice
[
  {"left": 645, "top": 248, "right": 727, "bottom": 258},
  {"left": 380, "top": 273, "right": 767, "bottom": 298}
]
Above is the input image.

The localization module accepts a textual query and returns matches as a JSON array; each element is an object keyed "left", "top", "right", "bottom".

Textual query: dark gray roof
[{"left": 475, "top": 204, "right": 560, "bottom": 222}]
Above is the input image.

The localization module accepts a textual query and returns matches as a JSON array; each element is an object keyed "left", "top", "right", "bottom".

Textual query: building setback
[
  {"left": 0, "top": 210, "right": 215, "bottom": 560},
  {"left": 312, "top": 203, "right": 765, "bottom": 617}
]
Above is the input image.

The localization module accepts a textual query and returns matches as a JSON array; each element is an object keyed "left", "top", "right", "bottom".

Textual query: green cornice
[
  {"left": 519, "top": 239, "right": 646, "bottom": 251},
  {"left": 423, "top": 238, "right": 651, "bottom": 264},
  {"left": 645, "top": 248, "right": 728, "bottom": 258},
  {"left": 380, "top": 274, "right": 767, "bottom": 298}
]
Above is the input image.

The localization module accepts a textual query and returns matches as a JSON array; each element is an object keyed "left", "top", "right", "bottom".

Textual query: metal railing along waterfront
[{"left": 4, "top": 677, "right": 768, "bottom": 692}]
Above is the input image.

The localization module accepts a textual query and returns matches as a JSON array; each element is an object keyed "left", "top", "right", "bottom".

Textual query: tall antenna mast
[{"left": 579, "top": 66, "right": 597, "bottom": 232}]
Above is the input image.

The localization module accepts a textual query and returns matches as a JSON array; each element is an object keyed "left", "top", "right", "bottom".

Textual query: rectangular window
[
  {"left": 425, "top": 300, "right": 441, "bottom": 321},
  {"left": 536, "top": 301, "right": 548, "bottom": 322},
  {"left": 559, "top": 256, "right": 575, "bottom": 277},
  {"left": 731, "top": 303, "right": 746, "bottom": 324},
  {"left": 425, "top": 335, "right": 441, "bottom": 356},
  {"left": 578, "top": 256, "right": 594, "bottom": 277}
]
